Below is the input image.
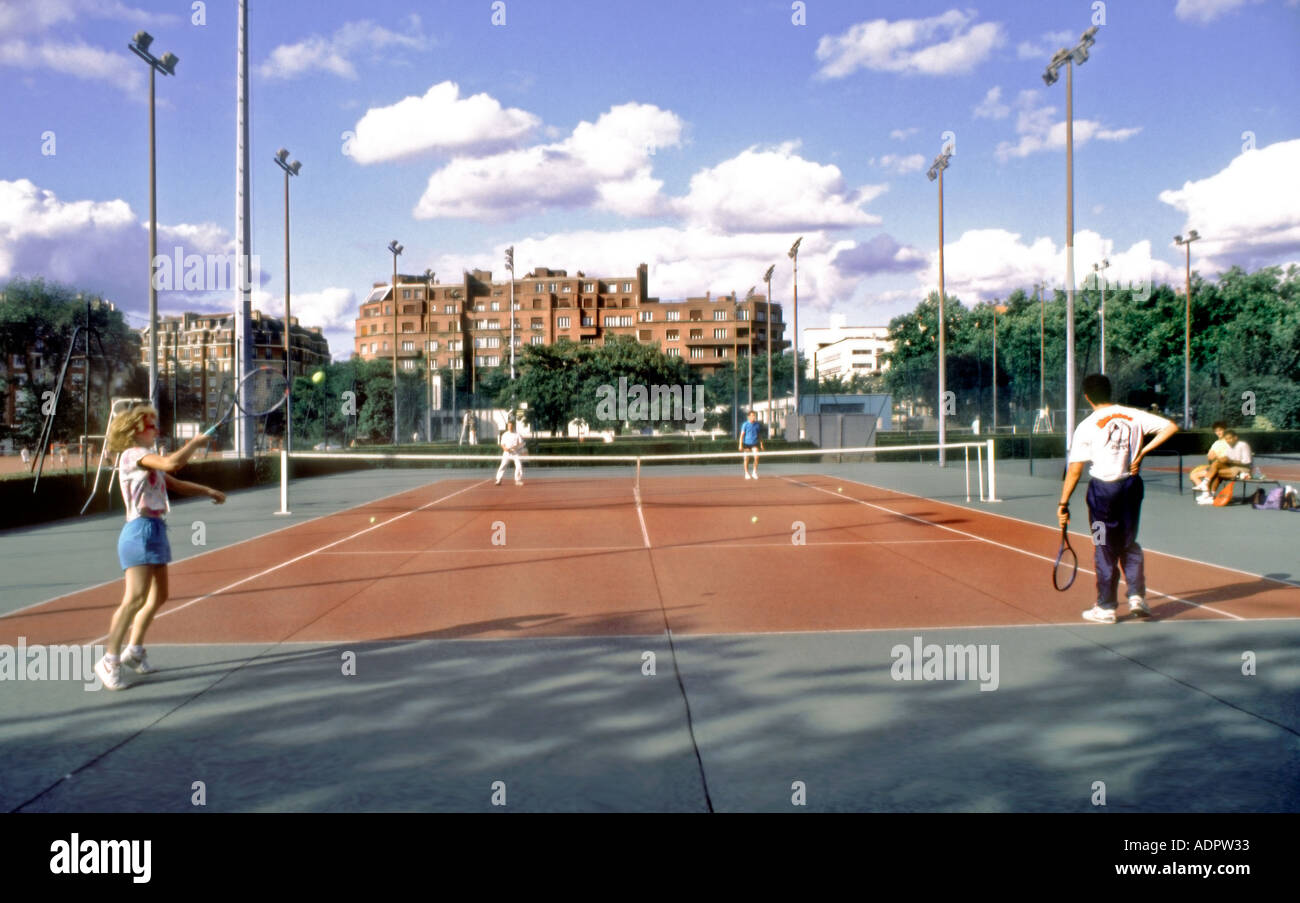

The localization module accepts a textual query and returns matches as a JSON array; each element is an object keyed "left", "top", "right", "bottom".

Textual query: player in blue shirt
[{"left": 739, "top": 411, "right": 764, "bottom": 480}]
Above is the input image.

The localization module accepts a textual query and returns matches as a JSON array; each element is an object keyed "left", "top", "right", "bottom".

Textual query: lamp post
[
  {"left": 788, "top": 237, "right": 802, "bottom": 438},
  {"left": 745, "top": 286, "right": 756, "bottom": 411},
  {"left": 273, "top": 150, "right": 300, "bottom": 518},
  {"left": 927, "top": 147, "right": 953, "bottom": 465},
  {"left": 993, "top": 304, "right": 1008, "bottom": 432},
  {"left": 387, "top": 240, "right": 403, "bottom": 445},
  {"left": 1043, "top": 24, "right": 1098, "bottom": 449},
  {"left": 1093, "top": 258, "right": 1110, "bottom": 374},
  {"left": 732, "top": 289, "right": 739, "bottom": 436},
  {"left": 1175, "top": 230, "right": 1200, "bottom": 428},
  {"left": 425, "top": 268, "right": 436, "bottom": 441},
  {"left": 763, "top": 265, "right": 775, "bottom": 430},
  {"left": 128, "top": 31, "right": 178, "bottom": 410},
  {"left": 505, "top": 246, "right": 516, "bottom": 380},
  {"left": 1037, "top": 281, "right": 1046, "bottom": 419}
]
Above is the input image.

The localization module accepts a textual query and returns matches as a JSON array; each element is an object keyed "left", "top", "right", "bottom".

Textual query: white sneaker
[
  {"left": 94, "top": 656, "right": 125, "bottom": 690},
  {"left": 1193, "top": 479, "right": 1208, "bottom": 491},
  {"left": 1128, "top": 596, "right": 1150, "bottom": 617},
  {"left": 743, "top": 472, "right": 751, "bottom": 480},
  {"left": 1196, "top": 494, "right": 1214, "bottom": 505},
  {"left": 495, "top": 478, "right": 502, "bottom": 485},
  {"left": 751, "top": 473, "right": 758, "bottom": 480},
  {"left": 1081, "top": 605, "right": 1117, "bottom": 624},
  {"left": 121, "top": 647, "right": 157, "bottom": 674}
]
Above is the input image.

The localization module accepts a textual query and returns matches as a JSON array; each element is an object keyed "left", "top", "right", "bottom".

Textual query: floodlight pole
[
  {"left": 1175, "top": 231, "right": 1200, "bottom": 428},
  {"left": 274, "top": 149, "right": 300, "bottom": 515},
  {"left": 763, "top": 265, "right": 774, "bottom": 430},
  {"left": 128, "top": 30, "right": 178, "bottom": 410},
  {"left": 1044, "top": 25, "right": 1097, "bottom": 449},
  {"left": 927, "top": 149, "right": 952, "bottom": 465},
  {"left": 788, "top": 238, "right": 802, "bottom": 439},
  {"left": 389, "top": 240, "right": 403, "bottom": 445},
  {"left": 1094, "top": 259, "right": 1110, "bottom": 374}
]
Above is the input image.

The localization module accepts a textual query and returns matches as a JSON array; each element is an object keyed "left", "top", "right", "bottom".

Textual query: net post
[
  {"left": 964, "top": 444, "right": 971, "bottom": 502},
  {"left": 275, "top": 448, "right": 291, "bottom": 516},
  {"left": 987, "top": 438, "right": 1000, "bottom": 502},
  {"left": 976, "top": 444, "right": 983, "bottom": 501},
  {"left": 635, "top": 456, "right": 641, "bottom": 495}
]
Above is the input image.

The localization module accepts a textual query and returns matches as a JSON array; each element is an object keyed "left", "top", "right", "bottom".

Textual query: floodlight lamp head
[
  {"left": 389, "top": 241, "right": 403, "bottom": 255},
  {"left": 276, "top": 148, "right": 289, "bottom": 162},
  {"left": 1188, "top": 229, "right": 1200, "bottom": 241},
  {"left": 289, "top": 161, "right": 301, "bottom": 176},
  {"left": 1071, "top": 45, "right": 1090, "bottom": 65},
  {"left": 133, "top": 31, "right": 153, "bottom": 51},
  {"left": 763, "top": 264, "right": 775, "bottom": 281},
  {"left": 1174, "top": 234, "right": 1184, "bottom": 244},
  {"left": 159, "top": 52, "right": 178, "bottom": 75},
  {"left": 788, "top": 237, "right": 803, "bottom": 258},
  {"left": 1081, "top": 25, "right": 1098, "bottom": 44},
  {"left": 1042, "top": 69, "right": 1058, "bottom": 86},
  {"left": 1102, "top": 258, "right": 1109, "bottom": 267}
]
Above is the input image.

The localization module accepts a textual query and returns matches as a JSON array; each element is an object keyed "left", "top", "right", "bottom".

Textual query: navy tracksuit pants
[{"left": 1085, "top": 474, "right": 1146, "bottom": 609}]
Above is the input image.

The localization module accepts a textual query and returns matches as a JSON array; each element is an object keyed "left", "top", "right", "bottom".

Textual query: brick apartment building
[
  {"left": 140, "top": 310, "right": 331, "bottom": 422},
  {"left": 353, "top": 263, "right": 789, "bottom": 382}
]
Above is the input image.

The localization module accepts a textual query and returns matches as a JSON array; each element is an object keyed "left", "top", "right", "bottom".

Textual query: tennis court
[{"left": 2, "top": 444, "right": 1298, "bottom": 812}]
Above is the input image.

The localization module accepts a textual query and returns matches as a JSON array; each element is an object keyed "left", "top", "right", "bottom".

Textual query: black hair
[{"left": 1081, "top": 373, "right": 1112, "bottom": 404}]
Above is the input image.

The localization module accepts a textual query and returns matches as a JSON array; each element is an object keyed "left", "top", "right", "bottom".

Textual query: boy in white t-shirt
[
  {"left": 495, "top": 419, "right": 526, "bottom": 486},
  {"left": 1194, "top": 428, "right": 1253, "bottom": 502},
  {"left": 1058, "top": 374, "right": 1179, "bottom": 624}
]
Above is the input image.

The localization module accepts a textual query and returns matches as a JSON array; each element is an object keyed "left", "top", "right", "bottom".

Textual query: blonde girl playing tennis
[{"left": 94, "top": 405, "right": 226, "bottom": 690}]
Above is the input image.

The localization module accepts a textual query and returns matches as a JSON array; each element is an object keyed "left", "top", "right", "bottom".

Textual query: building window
[
  {"left": 666, "top": 310, "right": 680, "bottom": 321},
  {"left": 428, "top": 340, "right": 439, "bottom": 351},
  {"left": 582, "top": 316, "right": 594, "bottom": 327},
  {"left": 583, "top": 283, "right": 594, "bottom": 292},
  {"left": 561, "top": 284, "right": 571, "bottom": 293},
  {"left": 535, "top": 282, "right": 543, "bottom": 292},
  {"left": 490, "top": 301, "right": 501, "bottom": 311},
  {"left": 714, "top": 328, "right": 727, "bottom": 339},
  {"left": 714, "top": 310, "right": 727, "bottom": 321},
  {"left": 557, "top": 316, "right": 570, "bottom": 328},
  {"left": 756, "top": 310, "right": 766, "bottom": 321},
  {"left": 737, "top": 309, "right": 748, "bottom": 321},
  {"left": 531, "top": 335, "right": 544, "bottom": 345},
  {"left": 638, "top": 311, "right": 653, "bottom": 322},
  {"left": 603, "top": 316, "right": 617, "bottom": 327},
  {"left": 666, "top": 347, "right": 681, "bottom": 357},
  {"left": 690, "top": 329, "right": 703, "bottom": 339},
  {"left": 549, "top": 282, "right": 557, "bottom": 292},
  {"left": 531, "top": 318, "right": 543, "bottom": 330},
  {"left": 402, "top": 359, "right": 416, "bottom": 370},
  {"left": 623, "top": 282, "right": 632, "bottom": 292},
  {"left": 382, "top": 341, "right": 389, "bottom": 351},
  {"left": 402, "top": 341, "right": 415, "bottom": 351},
  {"left": 445, "top": 304, "right": 456, "bottom": 314},
  {"left": 717, "top": 348, "right": 726, "bottom": 358},
  {"left": 619, "top": 316, "right": 633, "bottom": 327},
  {"left": 689, "top": 347, "right": 704, "bottom": 359},
  {"left": 666, "top": 329, "right": 679, "bottom": 340}
]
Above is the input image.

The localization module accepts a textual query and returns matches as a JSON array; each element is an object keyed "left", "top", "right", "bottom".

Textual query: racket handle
[{"left": 203, "top": 424, "right": 218, "bottom": 437}]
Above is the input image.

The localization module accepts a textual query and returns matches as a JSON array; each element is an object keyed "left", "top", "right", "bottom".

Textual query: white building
[{"left": 804, "top": 323, "right": 893, "bottom": 380}]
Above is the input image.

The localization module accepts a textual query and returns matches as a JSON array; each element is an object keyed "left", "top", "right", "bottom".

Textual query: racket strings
[{"left": 240, "top": 368, "right": 290, "bottom": 415}]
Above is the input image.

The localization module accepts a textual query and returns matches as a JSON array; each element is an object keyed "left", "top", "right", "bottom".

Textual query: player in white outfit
[{"left": 496, "top": 420, "right": 525, "bottom": 485}]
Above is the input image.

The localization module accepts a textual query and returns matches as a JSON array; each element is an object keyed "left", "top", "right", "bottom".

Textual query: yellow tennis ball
[
  {"left": 838, "top": 487, "right": 843, "bottom": 493},
  {"left": 369, "top": 516, "right": 375, "bottom": 523},
  {"left": 751, "top": 516, "right": 758, "bottom": 523},
  {"left": 312, "top": 370, "right": 326, "bottom": 384}
]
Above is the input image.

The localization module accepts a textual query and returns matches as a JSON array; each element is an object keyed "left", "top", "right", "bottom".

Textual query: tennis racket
[
  {"left": 1052, "top": 523, "right": 1078, "bottom": 591},
  {"left": 203, "top": 366, "right": 290, "bottom": 436}
]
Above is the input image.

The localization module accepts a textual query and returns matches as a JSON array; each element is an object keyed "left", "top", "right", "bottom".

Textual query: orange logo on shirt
[{"left": 1097, "top": 412, "right": 1133, "bottom": 428}]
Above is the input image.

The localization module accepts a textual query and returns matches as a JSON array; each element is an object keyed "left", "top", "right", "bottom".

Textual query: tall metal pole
[
  {"left": 788, "top": 238, "right": 802, "bottom": 439},
  {"left": 746, "top": 293, "right": 753, "bottom": 410},
  {"left": 391, "top": 249, "right": 400, "bottom": 445},
  {"left": 732, "top": 290, "right": 738, "bottom": 435},
  {"left": 937, "top": 165, "right": 946, "bottom": 465},
  {"left": 1064, "top": 57, "right": 1077, "bottom": 447},
  {"left": 992, "top": 308, "right": 998, "bottom": 434},
  {"left": 764, "top": 265, "right": 774, "bottom": 430},
  {"left": 235, "top": 0, "right": 253, "bottom": 459},
  {"left": 506, "top": 247, "right": 516, "bottom": 380},
  {"left": 1094, "top": 259, "right": 1109, "bottom": 375},
  {"left": 148, "top": 64, "right": 158, "bottom": 409},
  {"left": 274, "top": 149, "right": 299, "bottom": 514},
  {"left": 1039, "top": 282, "right": 1045, "bottom": 415}
]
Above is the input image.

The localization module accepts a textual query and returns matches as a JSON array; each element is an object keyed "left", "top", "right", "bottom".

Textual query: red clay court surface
[{"left": 4, "top": 471, "right": 1298, "bottom": 648}]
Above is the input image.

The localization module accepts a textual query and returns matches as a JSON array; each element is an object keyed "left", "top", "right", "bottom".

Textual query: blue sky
[{"left": 3, "top": 0, "right": 1298, "bottom": 359}]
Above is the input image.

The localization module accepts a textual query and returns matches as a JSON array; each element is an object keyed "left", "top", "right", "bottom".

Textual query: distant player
[
  {"left": 495, "top": 418, "right": 526, "bottom": 486},
  {"left": 739, "top": 411, "right": 764, "bottom": 480},
  {"left": 1058, "top": 374, "right": 1179, "bottom": 624},
  {"left": 1192, "top": 428, "right": 1253, "bottom": 503},
  {"left": 94, "top": 405, "right": 226, "bottom": 690}
]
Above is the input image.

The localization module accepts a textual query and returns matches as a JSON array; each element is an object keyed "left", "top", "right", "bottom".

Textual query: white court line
[
  {"left": 87, "top": 479, "right": 489, "bottom": 645},
  {"left": 0, "top": 476, "right": 469, "bottom": 620},
  {"left": 633, "top": 484, "right": 651, "bottom": 549},
  {"left": 787, "top": 476, "right": 1245, "bottom": 621},
  {"left": 309, "top": 538, "right": 981, "bottom": 556}
]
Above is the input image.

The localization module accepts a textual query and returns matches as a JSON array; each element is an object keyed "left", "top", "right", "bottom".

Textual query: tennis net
[{"left": 288, "top": 440, "right": 1000, "bottom": 504}]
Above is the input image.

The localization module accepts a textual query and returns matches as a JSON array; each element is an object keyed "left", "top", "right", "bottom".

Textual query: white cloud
[
  {"left": 890, "top": 127, "right": 919, "bottom": 141},
  {"left": 1174, "top": 0, "right": 1259, "bottom": 23},
  {"left": 972, "top": 86, "right": 1010, "bottom": 119},
  {"left": 995, "top": 90, "right": 1141, "bottom": 161},
  {"left": 1158, "top": 138, "right": 1300, "bottom": 269},
  {"left": 0, "top": 37, "right": 144, "bottom": 94},
  {"left": 348, "top": 82, "right": 540, "bottom": 164},
  {"left": 913, "top": 227, "right": 1178, "bottom": 303},
  {"left": 815, "top": 10, "right": 1005, "bottom": 79},
  {"left": 870, "top": 153, "right": 926, "bottom": 175},
  {"left": 0, "top": 0, "right": 166, "bottom": 37},
  {"left": 259, "top": 17, "right": 426, "bottom": 80},
  {"left": 678, "top": 143, "right": 886, "bottom": 231},
  {"left": 1015, "top": 29, "right": 1074, "bottom": 60},
  {"left": 413, "top": 103, "right": 684, "bottom": 220}
]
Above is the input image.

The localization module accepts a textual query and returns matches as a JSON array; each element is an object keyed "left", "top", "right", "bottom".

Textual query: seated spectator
[
  {"left": 1195, "top": 428, "right": 1253, "bottom": 504},
  {"left": 1189, "top": 422, "right": 1228, "bottom": 490}
]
